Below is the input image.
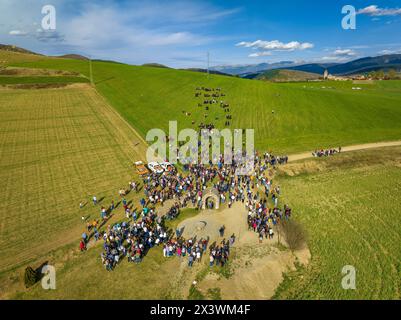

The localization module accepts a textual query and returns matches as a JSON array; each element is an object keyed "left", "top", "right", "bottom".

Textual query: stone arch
[{"left": 201, "top": 188, "right": 220, "bottom": 210}]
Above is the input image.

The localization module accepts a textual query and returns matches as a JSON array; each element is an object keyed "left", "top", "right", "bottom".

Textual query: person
[
  {"left": 80, "top": 202, "right": 84, "bottom": 209},
  {"left": 229, "top": 234, "right": 236, "bottom": 246},
  {"left": 93, "top": 196, "right": 97, "bottom": 205},
  {"left": 219, "top": 225, "right": 225, "bottom": 237},
  {"left": 82, "top": 232, "right": 88, "bottom": 244},
  {"left": 209, "top": 254, "right": 214, "bottom": 267},
  {"left": 269, "top": 227, "right": 274, "bottom": 239},
  {"left": 188, "top": 255, "right": 194, "bottom": 267},
  {"left": 93, "top": 227, "right": 100, "bottom": 241},
  {"left": 79, "top": 239, "right": 86, "bottom": 251}
]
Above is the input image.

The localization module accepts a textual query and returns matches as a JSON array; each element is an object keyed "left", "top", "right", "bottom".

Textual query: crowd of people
[
  {"left": 195, "top": 86, "right": 232, "bottom": 128},
  {"left": 163, "top": 235, "right": 234, "bottom": 268},
  {"left": 78, "top": 85, "right": 304, "bottom": 270},
  {"left": 80, "top": 146, "right": 294, "bottom": 270},
  {"left": 312, "top": 147, "right": 341, "bottom": 157},
  {"left": 98, "top": 209, "right": 170, "bottom": 270}
]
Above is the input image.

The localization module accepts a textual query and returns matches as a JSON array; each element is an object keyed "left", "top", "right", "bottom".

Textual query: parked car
[
  {"left": 147, "top": 162, "right": 164, "bottom": 174},
  {"left": 134, "top": 161, "right": 149, "bottom": 176},
  {"left": 160, "top": 161, "right": 175, "bottom": 173}
]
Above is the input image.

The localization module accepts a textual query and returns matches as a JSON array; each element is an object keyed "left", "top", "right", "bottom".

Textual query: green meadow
[
  {"left": 10, "top": 57, "right": 401, "bottom": 154},
  {"left": 274, "top": 147, "right": 401, "bottom": 299},
  {"left": 1, "top": 50, "right": 401, "bottom": 300}
]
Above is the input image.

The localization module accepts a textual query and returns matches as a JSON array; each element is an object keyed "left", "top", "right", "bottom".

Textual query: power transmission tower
[
  {"left": 207, "top": 51, "right": 210, "bottom": 80},
  {"left": 89, "top": 55, "right": 94, "bottom": 86}
]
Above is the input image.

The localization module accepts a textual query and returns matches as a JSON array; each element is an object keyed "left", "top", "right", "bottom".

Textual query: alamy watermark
[
  {"left": 41, "top": 5, "right": 56, "bottom": 31},
  {"left": 146, "top": 121, "right": 255, "bottom": 175},
  {"left": 41, "top": 264, "right": 56, "bottom": 290},
  {"left": 341, "top": 265, "right": 356, "bottom": 290},
  {"left": 342, "top": 5, "right": 356, "bottom": 30}
]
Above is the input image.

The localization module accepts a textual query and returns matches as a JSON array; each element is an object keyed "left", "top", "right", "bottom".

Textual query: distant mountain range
[
  {"left": 212, "top": 55, "right": 401, "bottom": 78},
  {"left": 210, "top": 61, "right": 302, "bottom": 76}
]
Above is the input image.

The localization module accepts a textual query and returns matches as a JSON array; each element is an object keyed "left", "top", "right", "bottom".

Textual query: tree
[
  {"left": 376, "top": 70, "right": 385, "bottom": 80},
  {"left": 278, "top": 220, "right": 307, "bottom": 251},
  {"left": 388, "top": 69, "right": 397, "bottom": 80},
  {"left": 24, "top": 266, "right": 39, "bottom": 288}
]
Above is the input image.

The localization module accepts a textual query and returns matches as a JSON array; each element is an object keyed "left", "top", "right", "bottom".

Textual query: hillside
[
  {"left": 255, "top": 69, "right": 321, "bottom": 82},
  {"left": 182, "top": 68, "right": 233, "bottom": 77},
  {"left": 1, "top": 48, "right": 401, "bottom": 301},
  {"left": 57, "top": 54, "right": 89, "bottom": 61},
  {"left": 6, "top": 49, "right": 401, "bottom": 154},
  {"left": 142, "top": 63, "right": 170, "bottom": 68},
  {"left": 0, "top": 44, "right": 41, "bottom": 56}
]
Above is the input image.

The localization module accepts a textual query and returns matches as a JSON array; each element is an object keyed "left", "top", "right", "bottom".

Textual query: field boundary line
[{"left": 91, "top": 86, "right": 149, "bottom": 149}]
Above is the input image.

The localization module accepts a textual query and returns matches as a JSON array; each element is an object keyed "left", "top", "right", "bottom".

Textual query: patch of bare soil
[
  {"left": 197, "top": 243, "right": 310, "bottom": 300},
  {"left": 0, "top": 83, "right": 91, "bottom": 91},
  {"left": 0, "top": 67, "right": 79, "bottom": 76},
  {"left": 177, "top": 202, "right": 310, "bottom": 300}
]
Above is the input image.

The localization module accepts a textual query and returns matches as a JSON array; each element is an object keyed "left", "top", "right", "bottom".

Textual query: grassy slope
[
  {"left": 10, "top": 56, "right": 401, "bottom": 154},
  {"left": 2, "top": 50, "right": 401, "bottom": 300},
  {"left": 274, "top": 147, "right": 401, "bottom": 299},
  {"left": 257, "top": 69, "right": 321, "bottom": 82},
  {"left": 0, "top": 85, "right": 147, "bottom": 278},
  {"left": 9, "top": 208, "right": 200, "bottom": 300}
]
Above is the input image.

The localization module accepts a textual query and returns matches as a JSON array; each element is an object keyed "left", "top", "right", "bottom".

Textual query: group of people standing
[{"left": 312, "top": 147, "right": 341, "bottom": 157}]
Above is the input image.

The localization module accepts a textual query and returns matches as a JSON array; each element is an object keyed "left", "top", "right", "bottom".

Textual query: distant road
[{"left": 288, "top": 140, "right": 401, "bottom": 162}]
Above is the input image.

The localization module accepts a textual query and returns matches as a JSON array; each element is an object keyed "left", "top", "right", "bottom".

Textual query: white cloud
[
  {"left": 319, "top": 48, "right": 358, "bottom": 62},
  {"left": 236, "top": 39, "right": 314, "bottom": 51},
  {"left": 248, "top": 51, "right": 272, "bottom": 58},
  {"left": 9, "top": 30, "right": 27, "bottom": 36},
  {"left": 333, "top": 49, "right": 357, "bottom": 57},
  {"left": 358, "top": 5, "right": 401, "bottom": 16},
  {"left": 237, "top": 39, "right": 314, "bottom": 58},
  {"left": 379, "top": 49, "right": 401, "bottom": 55}
]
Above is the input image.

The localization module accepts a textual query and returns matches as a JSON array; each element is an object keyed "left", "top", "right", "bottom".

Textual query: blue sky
[{"left": 1, "top": 0, "right": 401, "bottom": 67}]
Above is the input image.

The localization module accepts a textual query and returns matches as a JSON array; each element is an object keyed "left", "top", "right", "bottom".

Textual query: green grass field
[
  {"left": 1, "top": 49, "right": 401, "bottom": 300},
  {"left": 9, "top": 55, "right": 401, "bottom": 154},
  {"left": 0, "top": 84, "right": 147, "bottom": 281},
  {"left": 273, "top": 147, "right": 401, "bottom": 299}
]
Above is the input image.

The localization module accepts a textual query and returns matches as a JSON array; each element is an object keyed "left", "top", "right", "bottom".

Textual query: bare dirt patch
[{"left": 177, "top": 202, "right": 310, "bottom": 299}]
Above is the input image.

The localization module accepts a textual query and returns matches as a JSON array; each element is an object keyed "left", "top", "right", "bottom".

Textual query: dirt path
[{"left": 288, "top": 140, "right": 401, "bottom": 162}]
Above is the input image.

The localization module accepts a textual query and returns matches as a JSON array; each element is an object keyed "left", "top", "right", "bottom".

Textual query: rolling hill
[
  {"left": 1, "top": 46, "right": 401, "bottom": 300},
  {"left": 5, "top": 47, "right": 401, "bottom": 154},
  {"left": 253, "top": 69, "right": 321, "bottom": 82}
]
